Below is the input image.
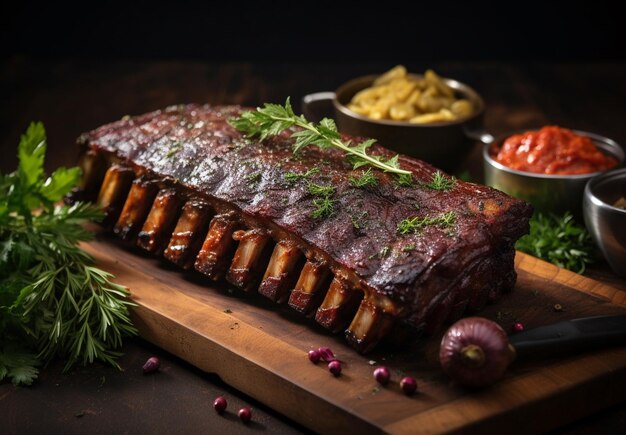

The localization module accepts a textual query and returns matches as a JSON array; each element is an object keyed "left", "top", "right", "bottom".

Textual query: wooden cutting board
[{"left": 82, "top": 235, "right": 626, "bottom": 434}]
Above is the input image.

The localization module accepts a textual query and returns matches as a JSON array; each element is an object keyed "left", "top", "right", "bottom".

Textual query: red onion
[
  {"left": 439, "top": 317, "right": 516, "bottom": 388},
  {"left": 308, "top": 349, "right": 321, "bottom": 364},
  {"left": 328, "top": 360, "right": 342, "bottom": 376},
  {"left": 238, "top": 406, "right": 252, "bottom": 424},
  {"left": 373, "top": 367, "right": 390, "bottom": 385},
  {"left": 142, "top": 356, "right": 161, "bottom": 374},
  {"left": 400, "top": 376, "right": 417, "bottom": 395},
  {"left": 213, "top": 396, "right": 227, "bottom": 414}
]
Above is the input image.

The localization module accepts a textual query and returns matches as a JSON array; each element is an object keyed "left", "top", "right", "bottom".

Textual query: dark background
[
  {"left": 1, "top": 1, "right": 625, "bottom": 62},
  {"left": 2, "top": 2, "right": 626, "bottom": 433}
]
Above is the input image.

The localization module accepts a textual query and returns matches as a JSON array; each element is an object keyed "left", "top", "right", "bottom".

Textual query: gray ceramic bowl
[
  {"left": 302, "top": 74, "right": 486, "bottom": 172},
  {"left": 583, "top": 168, "right": 626, "bottom": 278},
  {"left": 483, "top": 130, "right": 625, "bottom": 216}
]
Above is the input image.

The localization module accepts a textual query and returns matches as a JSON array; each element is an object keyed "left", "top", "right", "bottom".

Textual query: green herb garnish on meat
[
  {"left": 349, "top": 168, "right": 378, "bottom": 188},
  {"left": 0, "top": 122, "right": 137, "bottom": 386},
  {"left": 284, "top": 167, "right": 320, "bottom": 182},
  {"left": 515, "top": 212, "right": 595, "bottom": 274},
  {"left": 422, "top": 171, "right": 456, "bottom": 191},
  {"left": 397, "top": 211, "right": 457, "bottom": 235},
  {"left": 308, "top": 182, "right": 336, "bottom": 219},
  {"left": 229, "top": 98, "right": 411, "bottom": 176}
]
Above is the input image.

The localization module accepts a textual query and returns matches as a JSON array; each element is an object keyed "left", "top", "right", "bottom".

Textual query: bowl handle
[
  {"left": 464, "top": 127, "right": 495, "bottom": 145},
  {"left": 301, "top": 92, "right": 336, "bottom": 123}
]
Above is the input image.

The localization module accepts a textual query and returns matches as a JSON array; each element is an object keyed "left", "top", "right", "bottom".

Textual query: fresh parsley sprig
[
  {"left": 0, "top": 122, "right": 137, "bottom": 385},
  {"left": 229, "top": 98, "right": 411, "bottom": 176},
  {"left": 515, "top": 212, "right": 595, "bottom": 274}
]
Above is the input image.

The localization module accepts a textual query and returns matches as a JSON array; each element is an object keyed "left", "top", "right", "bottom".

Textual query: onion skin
[{"left": 439, "top": 317, "right": 516, "bottom": 388}]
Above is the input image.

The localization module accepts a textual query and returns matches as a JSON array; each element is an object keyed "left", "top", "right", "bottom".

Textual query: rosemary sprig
[
  {"left": 422, "top": 171, "right": 456, "bottom": 191},
  {"left": 397, "top": 211, "right": 457, "bottom": 234},
  {"left": 394, "top": 173, "right": 413, "bottom": 187},
  {"left": 1, "top": 122, "right": 136, "bottom": 385},
  {"left": 350, "top": 211, "right": 369, "bottom": 229},
  {"left": 229, "top": 98, "right": 411, "bottom": 176},
  {"left": 308, "top": 182, "right": 336, "bottom": 218},
  {"left": 284, "top": 167, "right": 320, "bottom": 182},
  {"left": 349, "top": 168, "right": 378, "bottom": 188},
  {"left": 308, "top": 182, "right": 335, "bottom": 197}
]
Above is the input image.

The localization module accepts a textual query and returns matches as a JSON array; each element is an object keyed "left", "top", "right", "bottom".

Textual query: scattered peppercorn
[
  {"left": 400, "top": 376, "right": 418, "bottom": 395},
  {"left": 238, "top": 406, "right": 252, "bottom": 424},
  {"left": 308, "top": 349, "right": 321, "bottom": 364},
  {"left": 213, "top": 396, "right": 227, "bottom": 414},
  {"left": 328, "top": 360, "right": 342, "bottom": 376},
  {"left": 512, "top": 322, "right": 525, "bottom": 333},
  {"left": 142, "top": 356, "right": 161, "bottom": 374},
  {"left": 373, "top": 367, "right": 391, "bottom": 385}
]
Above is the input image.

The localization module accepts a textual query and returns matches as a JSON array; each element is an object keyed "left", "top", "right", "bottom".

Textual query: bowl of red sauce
[{"left": 483, "top": 126, "right": 624, "bottom": 215}]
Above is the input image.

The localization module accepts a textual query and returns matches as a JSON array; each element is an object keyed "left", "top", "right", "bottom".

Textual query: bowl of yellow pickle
[{"left": 302, "top": 65, "right": 486, "bottom": 171}]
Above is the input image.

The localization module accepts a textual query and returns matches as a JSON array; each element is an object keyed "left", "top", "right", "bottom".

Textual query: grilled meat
[{"left": 75, "top": 104, "right": 532, "bottom": 352}]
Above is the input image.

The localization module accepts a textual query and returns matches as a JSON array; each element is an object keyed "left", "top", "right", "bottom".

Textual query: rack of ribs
[{"left": 74, "top": 104, "right": 532, "bottom": 353}]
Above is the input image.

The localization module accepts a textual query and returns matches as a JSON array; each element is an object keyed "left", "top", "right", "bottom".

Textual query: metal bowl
[
  {"left": 483, "top": 130, "right": 625, "bottom": 216},
  {"left": 583, "top": 168, "right": 626, "bottom": 278},
  {"left": 302, "top": 74, "right": 485, "bottom": 172}
]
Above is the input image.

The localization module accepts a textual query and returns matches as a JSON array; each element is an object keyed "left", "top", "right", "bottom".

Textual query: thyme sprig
[
  {"left": 308, "top": 182, "right": 336, "bottom": 219},
  {"left": 397, "top": 211, "right": 457, "bottom": 235},
  {"left": 229, "top": 98, "right": 411, "bottom": 176},
  {"left": 422, "top": 171, "right": 456, "bottom": 191},
  {"left": 284, "top": 167, "right": 320, "bottom": 182},
  {"left": 349, "top": 168, "right": 378, "bottom": 188}
]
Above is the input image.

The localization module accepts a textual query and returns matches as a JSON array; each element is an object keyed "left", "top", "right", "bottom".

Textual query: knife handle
[{"left": 508, "top": 315, "right": 626, "bottom": 358}]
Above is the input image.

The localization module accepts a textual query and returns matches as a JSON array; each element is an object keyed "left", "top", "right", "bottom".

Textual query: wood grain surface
[{"left": 80, "top": 232, "right": 626, "bottom": 434}]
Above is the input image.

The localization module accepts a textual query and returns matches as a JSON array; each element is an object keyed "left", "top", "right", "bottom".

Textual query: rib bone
[
  {"left": 226, "top": 229, "right": 272, "bottom": 291},
  {"left": 194, "top": 213, "right": 238, "bottom": 281},
  {"left": 288, "top": 260, "right": 331, "bottom": 315},
  {"left": 113, "top": 177, "right": 158, "bottom": 242},
  {"left": 96, "top": 165, "right": 134, "bottom": 226},
  {"left": 77, "top": 150, "right": 107, "bottom": 199},
  {"left": 164, "top": 199, "right": 212, "bottom": 269},
  {"left": 315, "top": 278, "right": 362, "bottom": 333},
  {"left": 258, "top": 241, "right": 303, "bottom": 303},
  {"left": 345, "top": 294, "right": 397, "bottom": 353},
  {"left": 136, "top": 188, "right": 182, "bottom": 254}
]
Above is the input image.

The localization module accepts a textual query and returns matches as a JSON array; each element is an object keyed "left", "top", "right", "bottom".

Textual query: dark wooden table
[{"left": 1, "top": 58, "right": 625, "bottom": 434}]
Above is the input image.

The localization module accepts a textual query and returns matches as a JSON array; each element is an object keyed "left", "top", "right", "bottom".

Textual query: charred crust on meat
[{"left": 74, "top": 104, "right": 533, "bottom": 352}]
